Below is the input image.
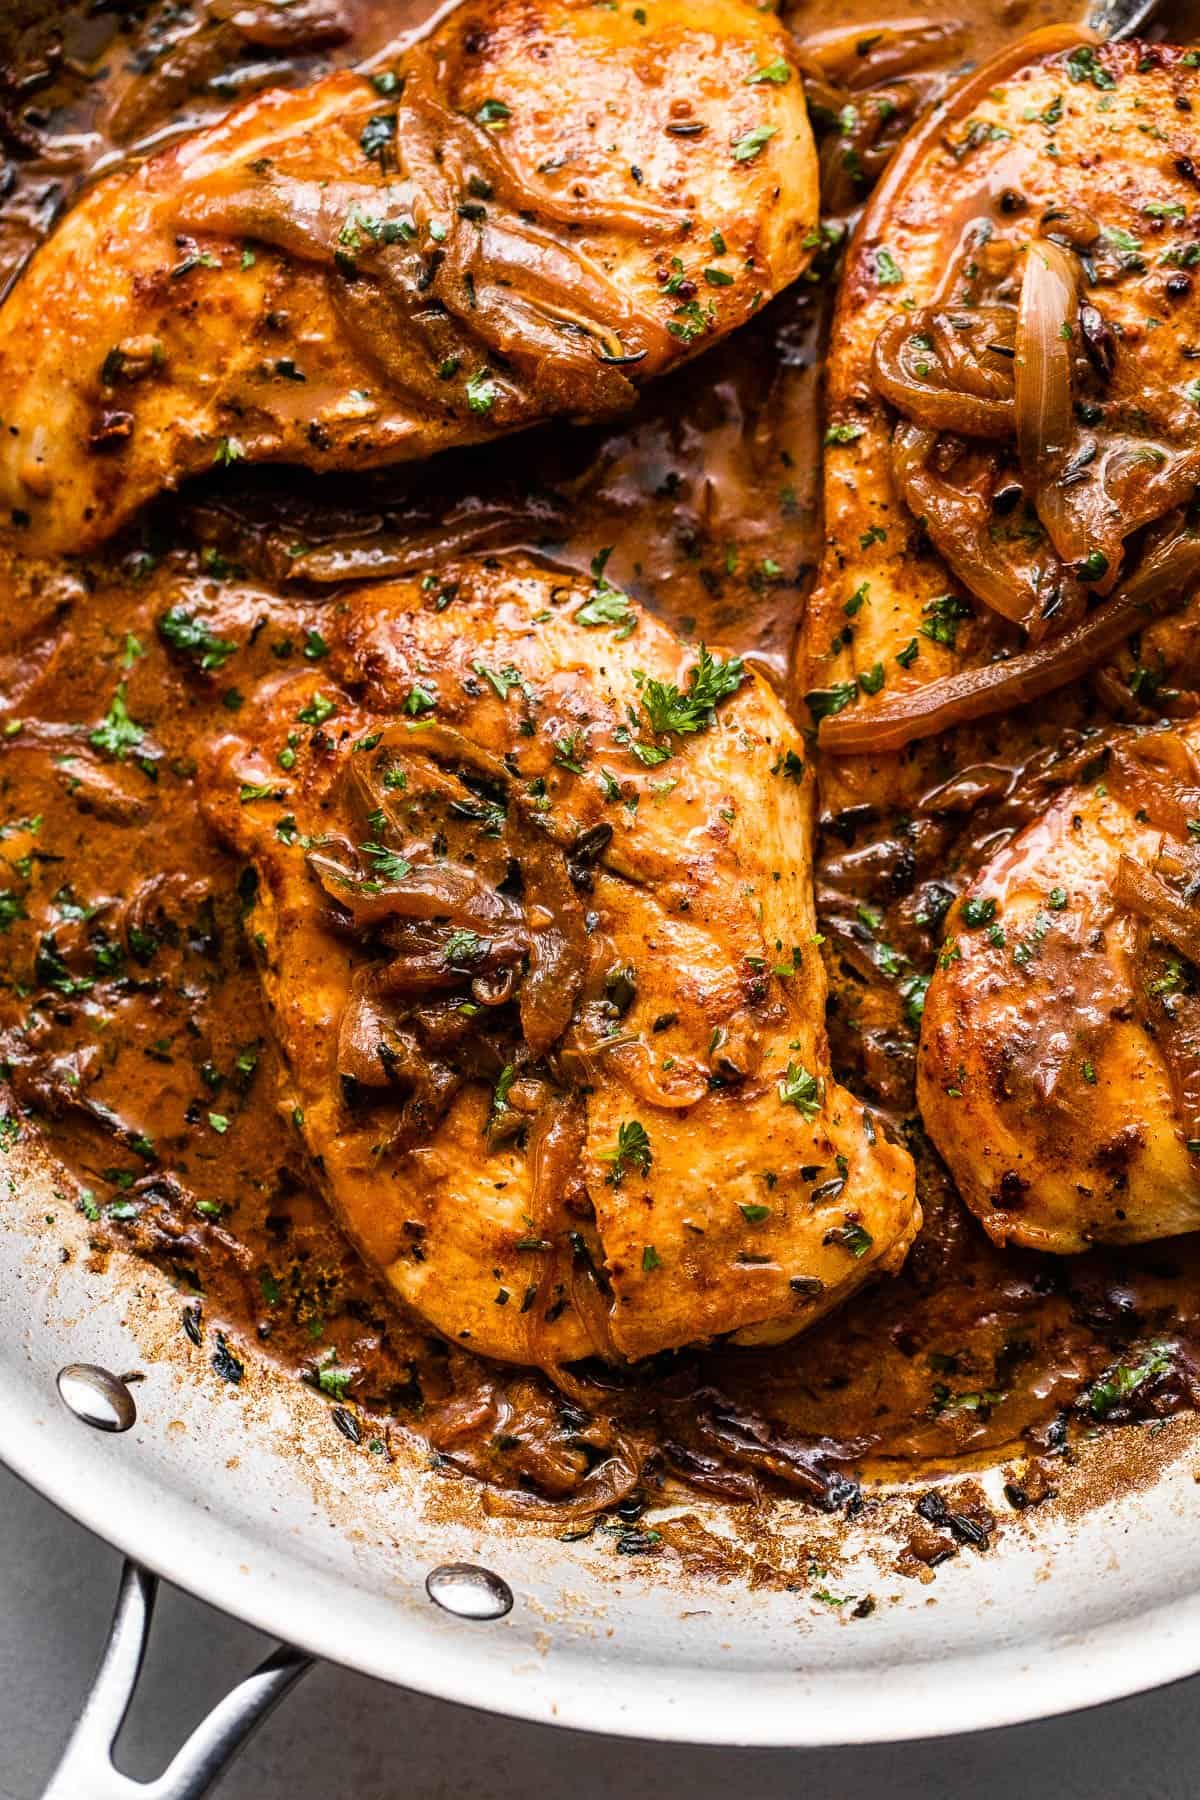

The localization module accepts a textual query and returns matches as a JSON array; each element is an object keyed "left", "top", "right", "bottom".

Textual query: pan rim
[{"left": 4, "top": 1381, "right": 1200, "bottom": 1751}]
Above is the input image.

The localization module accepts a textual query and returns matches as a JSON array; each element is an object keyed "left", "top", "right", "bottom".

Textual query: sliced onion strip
[
  {"left": 1115, "top": 856, "right": 1200, "bottom": 972},
  {"left": 820, "top": 523, "right": 1200, "bottom": 755},
  {"left": 1015, "top": 239, "right": 1088, "bottom": 564}
]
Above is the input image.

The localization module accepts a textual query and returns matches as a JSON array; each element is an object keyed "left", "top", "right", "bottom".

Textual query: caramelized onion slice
[
  {"left": 480, "top": 1432, "right": 642, "bottom": 1521},
  {"left": 1117, "top": 857, "right": 1200, "bottom": 1148},
  {"left": 180, "top": 156, "right": 666, "bottom": 411},
  {"left": 1015, "top": 239, "right": 1088, "bottom": 565},
  {"left": 329, "top": 273, "right": 482, "bottom": 414},
  {"left": 1115, "top": 856, "right": 1200, "bottom": 972},
  {"left": 424, "top": 213, "right": 669, "bottom": 380},
  {"left": 820, "top": 522, "right": 1200, "bottom": 755},
  {"left": 368, "top": 721, "right": 512, "bottom": 790},
  {"left": 1110, "top": 730, "right": 1200, "bottom": 841},
  {"left": 402, "top": 46, "right": 685, "bottom": 239},
  {"left": 177, "top": 175, "right": 402, "bottom": 262},
  {"left": 513, "top": 823, "right": 589, "bottom": 1058},
  {"left": 873, "top": 308, "right": 1015, "bottom": 439},
  {"left": 309, "top": 848, "right": 523, "bottom": 930},
  {"left": 279, "top": 506, "right": 551, "bottom": 585},
  {"left": 891, "top": 423, "right": 1069, "bottom": 629},
  {"left": 602, "top": 1036, "right": 710, "bottom": 1109},
  {"left": 520, "top": 1097, "right": 589, "bottom": 1365},
  {"left": 798, "top": 17, "right": 967, "bottom": 87}
]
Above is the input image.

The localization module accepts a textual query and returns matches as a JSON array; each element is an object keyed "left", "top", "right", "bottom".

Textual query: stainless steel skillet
[
  {"left": 7, "top": 1117, "right": 1200, "bottom": 1797},
  {"left": 0, "top": 0, "right": 1190, "bottom": 1793}
]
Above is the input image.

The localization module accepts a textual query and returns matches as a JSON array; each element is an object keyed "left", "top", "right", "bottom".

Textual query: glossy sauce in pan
[{"left": 2, "top": 0, "right": 1200, "bottom": 1532}]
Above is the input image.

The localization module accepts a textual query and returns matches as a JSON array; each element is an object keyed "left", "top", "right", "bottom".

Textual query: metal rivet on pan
[
  {"left": 56, "top": 1364, "right": 137, "bottom": 1434},
  {"left": 425, "top": 1563, "right": 513, "bottom": 1620}
]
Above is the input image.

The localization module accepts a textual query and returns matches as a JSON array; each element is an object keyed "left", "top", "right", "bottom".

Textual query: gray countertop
[{"left": 0, "top": 1459, "right": 1192, "bottom": 1800}]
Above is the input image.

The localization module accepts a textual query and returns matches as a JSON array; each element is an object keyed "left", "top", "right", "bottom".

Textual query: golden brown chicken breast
[
  {"left": 799, "top": 30, "right": 1200, "bottom": 814},
  {"left": 200, "top": 557, "right": 918, "bottom": 1366},
  {"left": 919, "top": 725, "right": 1200, "bottom": 1252},
  {"left": 0, "top": 0, "right": 818, "bottom": 555},
  {"left": 795, "top": 31, "right": 1200, "bottom": 1259}
]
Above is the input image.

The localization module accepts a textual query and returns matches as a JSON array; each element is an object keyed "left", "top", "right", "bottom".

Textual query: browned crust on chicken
[
  {"left": 0, "top": 0, "right": 817, "bottom": 554},
  {"left": 201, "top": 557, "right": 918, "bottom": 1364}
]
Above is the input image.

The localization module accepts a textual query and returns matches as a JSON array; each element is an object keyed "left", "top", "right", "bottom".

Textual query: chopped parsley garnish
[
  {"left": 465, "top": 368, "right": 498, "bottom": 414},
  {"left": 403, "top": 684, "right": 436, "bottom": 716},
  {"left": 666, "top": 298, "right": 716, "bottom": 344},
  {"left": 158, "top": 606, "right": 237, "bottom": 672},
  {"left": 899, "top": 973, "right": 929, "bottom": 1029},
  {"left": 920, "top": 592, "right": 972, "bottom": 648},
  {"left": 778, "top": 1061, "right": 822, "bottom": 1118},
  {"left": 600, "top": 1120, "right": 652, "bottom": 1185},
  {"left": 213, "top": 436, "right": 245, "bottom": 467},
  {"left": 1144, "top": 200, "right": 1187, "bottom": 224},
  {"left": 961, "top": 896, "right": 997, "bottom": 928},
  {"left": 314, "top": 1351, "right": 353, "bottom": 1401},
  {"left": 826, "top": 1221, "right": 873, "bottom": 1259},
  {"left": 297, "top": 692, "right": 337, "bottom": 726},
  {"left": 489, "top": 1064, "right": 516, "bottom": 1128},
  {"left": 1065, "top": 44, "right": 1116, "bottom": 89},
  {"left": 637, "top": 644, "right": 745, "bottom": 738},
  {"left": 576, "top": 548, "right": 636, "bottom": 636},
  {"left": 337, "top": 202, "right": 415, "bottom": 255},
  {"left": 1086, "top": 1343, "right": 1171, "bottom": 1418},
  {"left": 746, "top": 57, "right": 790, "bottom": 84},
  {"left": 359, "top": 111, "right": 397, "bottom": 169},
  {"left": 474, "top": 662, "right": 524, "bottom": 700},
  {"left": 731, "top": 125, "right": 776, "bottom": 162},
  {"left": 89, "top": 685, "right": 144, "bottom": 761},
  {"left": 805, "top": 682, "right": 857, "bottom": 722},
  {"left": 874, "top": 248, "right": 904, "bottom": 286},
  {"left": 443, "top": 928, "right": 485, "bottom": 966},
  {"left": 554, "top": 729, "right": 588, "bottom": 773},
  {"left": 359, "top": 841, "right": 413, "bottom": 883}
]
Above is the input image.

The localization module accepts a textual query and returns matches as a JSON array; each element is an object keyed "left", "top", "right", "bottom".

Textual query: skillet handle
[{"left": 41, "top": 1560, "right": 313, "bottom": 1800}]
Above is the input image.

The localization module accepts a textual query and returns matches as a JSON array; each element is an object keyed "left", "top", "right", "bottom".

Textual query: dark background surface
[{"left": 0, "top": 1462, "right": 1193, "bottom": 1800}]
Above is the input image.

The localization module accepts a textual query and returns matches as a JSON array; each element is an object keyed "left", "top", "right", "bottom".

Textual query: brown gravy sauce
[{"left": 3, "top": 0, "right": 1200, "bottom": 1531}]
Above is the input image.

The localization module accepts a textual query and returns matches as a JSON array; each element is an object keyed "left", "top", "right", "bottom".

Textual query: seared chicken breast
[
  {"left": 797, "top": 31, "right": 1200, "bottom": 1257},
  {"left": 801, "top": 31, "right": 1200, "bottom": 816},
  {"left": 201, "top": 558, "right": 918, "bottom": 1366},
  {"left": 0, "top": 0, "right": 818, "bottom": 555},
  {"left": 919, "top": 725, "right": 1200, "bottom": 1252}
]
